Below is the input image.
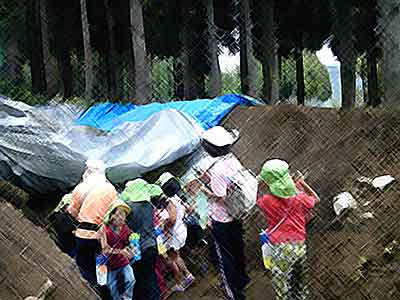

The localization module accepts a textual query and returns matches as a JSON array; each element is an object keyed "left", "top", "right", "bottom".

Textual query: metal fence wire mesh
[{"left": 0, "top": 0, "right": 400, "bottom": 300}]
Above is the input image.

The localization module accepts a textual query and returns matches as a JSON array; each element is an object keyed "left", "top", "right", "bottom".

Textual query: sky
[{"left": 218, "top": 43, "right": 340, "bottom": 72}]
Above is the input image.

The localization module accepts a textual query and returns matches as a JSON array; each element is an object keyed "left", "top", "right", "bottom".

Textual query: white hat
[
  {"left": 85, "top": 159, "right": 106, "bottom": 174},
  {"left": 201, "top": 126, "right": 237, "bottom": 147}
]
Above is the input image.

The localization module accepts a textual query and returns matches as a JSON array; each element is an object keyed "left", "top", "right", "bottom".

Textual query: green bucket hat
[
  {"left": 257, "top": 159, "right": 297, "bottom": 199},
  {"left": 120, "top": 178, "right": 163, "bottom": 203}
]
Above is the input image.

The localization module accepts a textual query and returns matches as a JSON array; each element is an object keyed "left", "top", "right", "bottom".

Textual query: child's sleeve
[{"left": 299, "top": 192, "right": 316, "bottom": 209}]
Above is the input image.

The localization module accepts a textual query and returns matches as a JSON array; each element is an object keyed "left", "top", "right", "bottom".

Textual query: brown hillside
[
  {"left": 173, "top": 105, "right": 400, "bottom": 300},
  {"left": 0, "top": 201, "right": 99, "bottom": 300}
]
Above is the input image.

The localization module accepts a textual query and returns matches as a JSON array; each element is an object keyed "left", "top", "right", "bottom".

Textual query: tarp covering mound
[
  {"left": 77, "top": 94, "right": 256, "bottom": 131},
  {"left": 0, "top": 94, "right": 256, "bottom": 195}
]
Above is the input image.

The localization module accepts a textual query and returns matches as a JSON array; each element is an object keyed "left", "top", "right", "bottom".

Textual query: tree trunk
[
  {"left": 367, "top": 49, "right": 380, "bottom": 107},
  {"left": 278, "top": 53, "right": 282, "bottom": 81},
  {"left": 361, "top": 62, "right": 368, "bottom": 104},
  {"left": 260, "top": 0, "right": 279, "bottom": 103},
  {"left": 334, "top": 2, "right": 356, "bottom": 111},
  {"left": 204, "top": 0, "right": 222, "bottom": 98},
  {"left": 56, "top": 47, "right": 73, "bottom": 99},
  {"left": 127, "top": 47, "right": 136, "bottom": 100},
  {"left": 239, "top": 0, "right": 257, "bottom": 97},
  {"left": 180, "top": 3, "right": 197, "bottom": 100},
  {"left": 181, "top": 29, "right": 193, "bottom": 100},
  {"left": 340, "top": 60, "right": 356, "bottom": 111},
  {"left": 130, "top": 0, "right": 151, "bottom": 104},
  {"left": 30, "top": 0, "right": 46, "bottom": 95},
  {"left": 294, "top": 47, "right": 305, "bottom": 105},
  {"left": 0, "top": 25, "right": 23, "bottom": 84},
  {"left": 104, "top": 0, "right": 121, "bottom": 100},
  {"left": 39, "top": 0, "right": 58, "bottom": 97},
  {"left": 80, "top": 0, "right": 95, "bottom": 100},
  {"left": 173, "top": 57, "right": 184, "bottom": 100},
  {"left": 378, "top": 0, "right": 400, "bottom": 103}
]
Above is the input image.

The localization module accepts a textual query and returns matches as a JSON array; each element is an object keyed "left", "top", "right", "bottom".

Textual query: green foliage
[
  {"left": 0, "top": 80, "right": 47, "bottom": 106},
  {"left": 219, "top": 52, "right": 332, "bottom": 103},
  {"left": 221, "top": 66, "right": 241, "bottom": 95},
  {"left": 304, "top": 52, "right": 332, "bottom": 101},
  {"left": 280, "top": 52, "right": 332, "bottom": 101},
  {"left": 0, "top": 62, "right": 47, "bottom": 105},
  {"left": 151, "top": 57, "right": 174, "bottom": 101},
  {"left": 280, "top": 57, "right": 296, "bottom": 100}
]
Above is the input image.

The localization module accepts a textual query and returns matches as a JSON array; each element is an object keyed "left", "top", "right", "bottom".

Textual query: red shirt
[
  {"left": 104, "top": 224, "right": 131, "bottom": 270},
  {"left": 256, "top": 192, "right": 316, "bottom": 244}
]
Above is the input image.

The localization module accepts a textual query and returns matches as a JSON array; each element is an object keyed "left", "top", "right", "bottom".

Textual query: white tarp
[{"left": 0, "top": 96, "right": 201, "bottom": 194}]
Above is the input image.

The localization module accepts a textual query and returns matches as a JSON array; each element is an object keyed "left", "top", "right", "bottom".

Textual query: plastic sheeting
[
  {"left": 76, "top": 94, "right": 257, "bottom": 131},
  {"left": 0, "top": 96, "right": 202, "bottom": 194}
]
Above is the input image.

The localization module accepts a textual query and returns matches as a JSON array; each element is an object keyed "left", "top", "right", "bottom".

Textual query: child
[
  {"left": 157, "top": 173, "right": 194, "bottom": 292},
  {"left": 164, "top": 195, "right": 194, "bottom": 292},
  {"left": 98, "top": 201, "right": 136, "bottom": 300}
]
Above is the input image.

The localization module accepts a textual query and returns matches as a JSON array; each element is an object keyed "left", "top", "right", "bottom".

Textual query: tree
[
  {"left": 0, "top": 2, "right": 24, "bottom": 85},
  {"left": 80, "top": 0, "right": 95, "bottom": 100},
  {"left": 352, "top": 0, "right": 381, "bottom": 106},
  {"left": 47, "top": 0, "right": 79, "bottom": 99},
  {"left": 331, "top": 0, "right": 357, "bottom": 111},
  {"left": 30, "top": 0, "right": 47, "bottom": 95},
  {"left": 204, "top": 0, "right": 222, "bottom": 97},
  {"left": 378, "top": 0, "right": 400, "bottom": 104},
  {"left": 239, "top": 0, "right": 257, "bottom": 97},
  {"left": 251, "top": 0, "right": 279, "bottom": 103},
  {"left": 104, "top": 0, "right": 121, "bottom": 100},
  {"left": 130, "top": 0, "right": 152, "bottom": 103},
  {"left": 39, "top": 0, "right": 58, "bottom": 97},
  {"left": 275, "top": 0, "right": 332, "bottom": 105}
]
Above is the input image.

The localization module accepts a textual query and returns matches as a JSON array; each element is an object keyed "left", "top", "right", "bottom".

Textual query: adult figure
[
  {"left": 120, "top": 178, "right": 164, "bottom": 300},
  {"left": 67, "top": 159, "right": 118, "bottom": 285},
  {"left": 198, "top": 126, "right": 250, "bottom": 300},
  {"left": 256, "top": 159, "right": 320, "bottom": 300}
]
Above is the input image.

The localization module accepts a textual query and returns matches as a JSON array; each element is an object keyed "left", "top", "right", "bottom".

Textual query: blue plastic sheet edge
[{"left": 76, "top": 94, "right": 259, "bottom": 131}]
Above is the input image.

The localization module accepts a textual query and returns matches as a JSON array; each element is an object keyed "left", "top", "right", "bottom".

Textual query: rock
[
  {"left": 372, "top": 175, "right": 395, "bottom": 190},
  {"left": 333, "top": 192, "right": 357, "bottom": 216}
]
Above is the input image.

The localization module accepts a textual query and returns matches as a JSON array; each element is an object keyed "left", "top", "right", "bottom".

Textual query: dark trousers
[
  {"left": 211, "top": 220, "right": 250, "bottom": 300},
  {"left": 75, "top": 237, "right": 101, "bottom": 285},
  {"left": 49, "top": 211, "right": 77, "bottom": 257},
  {"left": 131, "top": 247, "right": 161, "bottom": 300},
  {"left": 75, "top": 237, "right": 111, "bottom": 300}
]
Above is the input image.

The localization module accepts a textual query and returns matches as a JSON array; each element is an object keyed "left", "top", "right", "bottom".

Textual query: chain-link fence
[{"left": 0, "top": 0, "right": 400, "bottom": 300}]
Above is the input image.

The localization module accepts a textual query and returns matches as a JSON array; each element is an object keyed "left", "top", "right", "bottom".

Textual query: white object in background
[
  {"left": 363, "top": 201, "right": 372, "bottom": 207},
  {"left": 372, "top": 175, "right": 395, "bottom": 190},
  {"left": 333, "top": 192, "right": 357, "bottom": 216},
  {"left": 357, "top": 176, "right": 373, "bottom": 184},
  {"left": 360, "top": 212, "right": 374, "bottom": 219},
  {"left": 24, "top": 279, "right": 54, "bottom": 300}
]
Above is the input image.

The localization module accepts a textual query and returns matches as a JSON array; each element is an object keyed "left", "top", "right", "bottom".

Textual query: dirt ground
[
  {"left": 0, "top": 200, "right": 99, "bottom": 300},
  {"left": 1, "top": 105, "right": 399, "bottom": 300},
  {"left": 170, "top": 105, "right": 400, "bottom": 299}
]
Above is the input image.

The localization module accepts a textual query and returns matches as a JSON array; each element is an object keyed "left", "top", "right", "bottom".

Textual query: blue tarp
[{"left": 76, "top": 94, "right": 257, "bottom": 131}]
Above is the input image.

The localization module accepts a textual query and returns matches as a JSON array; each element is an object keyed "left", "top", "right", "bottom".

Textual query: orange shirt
[{"left": 67, "top": 175, "right": 118, "bottom": 239}]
